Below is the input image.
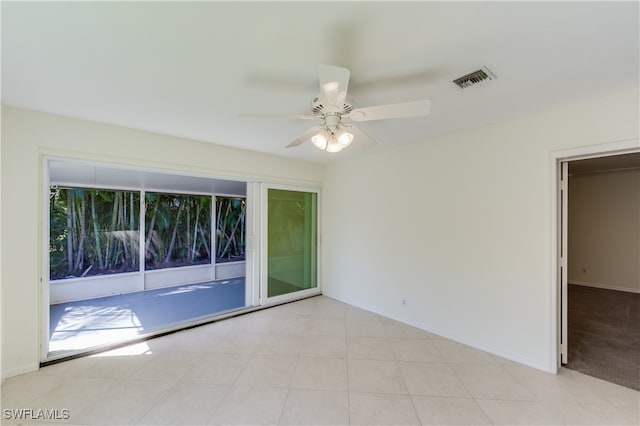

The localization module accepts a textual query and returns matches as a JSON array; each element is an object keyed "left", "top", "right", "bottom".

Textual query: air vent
[{"left": 453, "top": 67, "right": 496, "bottom": 89}]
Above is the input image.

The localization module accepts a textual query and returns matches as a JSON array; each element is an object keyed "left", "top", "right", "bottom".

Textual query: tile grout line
[
  {"left": 276, "top": 353, "right": 301, "bottom": 426},
  {"left": 345, "top": 333, "right": 352, "bottom": 426},
  {"left": 445, "top": 361, "right": 507, "bottom": 425}
]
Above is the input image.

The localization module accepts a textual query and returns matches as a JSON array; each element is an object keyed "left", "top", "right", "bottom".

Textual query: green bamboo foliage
[
  {"left": 216, "top": 197, "right": 246, "bottom": 263},
  {"left": 50, "top": 188, "right": 247, "bottom": 279},
  {"left": 49, "top": 187, "right": 140, "bottom": 280},
  {"left": 144, "top": 193, "right": 212, "bottom": 270}
]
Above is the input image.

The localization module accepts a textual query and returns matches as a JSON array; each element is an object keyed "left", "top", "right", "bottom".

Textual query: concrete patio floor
[{"left": 49, "top": 277, "right": 245, "bottom": 355}]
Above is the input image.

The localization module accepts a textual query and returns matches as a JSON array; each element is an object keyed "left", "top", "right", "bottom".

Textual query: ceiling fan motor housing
[
  {"left": 323, "top": 114, "right": 343, "bottom": 133},
  {"left": 311, "top": 95, "right": 353, "bottom": 116}
]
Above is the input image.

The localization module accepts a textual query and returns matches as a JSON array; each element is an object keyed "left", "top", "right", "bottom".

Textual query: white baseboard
[
  {"left": 325, "top": 293, "right": 551, "bottom": 373},
  {"left": 1, "top": 362, "right": 40, "bottom": 382},
  {"left": 568, "top": 280, "right": 640, "bottom": 294}
]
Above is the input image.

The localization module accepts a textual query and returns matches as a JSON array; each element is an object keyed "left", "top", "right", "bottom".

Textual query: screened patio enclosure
[{"left": 47, "top": 159, "right": 250, "bottom": 356}]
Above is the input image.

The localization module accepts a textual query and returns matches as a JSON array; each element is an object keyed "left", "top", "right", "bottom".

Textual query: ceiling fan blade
[
  {"left": 239, "top": 113, "right": 316, "bottom": 120},
  {"left": 345, "top": 124, "right": 378, "bottom": 146},
  {"left": 286, "top": 125, "right": 323, "bottom": 148},
  {"left": 349, "top": 99, "right": 432, "bottom": 122},
  {"left": 318, "top": 65, "right": 350, "bottom": 111}
]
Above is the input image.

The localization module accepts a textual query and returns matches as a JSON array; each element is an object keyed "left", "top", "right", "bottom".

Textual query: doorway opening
[
  {"left": 553, "top": 144, "right": 639, "bottom": 390},
  {"left": 565, "top": 153, "right": 640, "bottom": 390}
]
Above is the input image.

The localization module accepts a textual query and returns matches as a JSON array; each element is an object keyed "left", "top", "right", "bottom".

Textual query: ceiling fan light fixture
[
  {"left": 325, "top": 139, "right": 344, "bottom": 153},
  {"left": 312, "top": 127, "right": 350, "bottom": 153},
  {"left": 311, "top": 131, "right": 329, "bottom": 150},
  {"left": 336, "top": 130, "right": 353, "bottom": 147}
]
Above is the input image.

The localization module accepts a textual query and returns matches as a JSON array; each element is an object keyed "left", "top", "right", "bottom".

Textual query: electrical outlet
[{"left": 402, "top": 299, "right": 407, "bottom": 306}]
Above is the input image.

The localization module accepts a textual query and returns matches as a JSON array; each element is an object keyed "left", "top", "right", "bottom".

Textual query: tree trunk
[
  {"left": 199, "top": 226, "right": 211, "bottom": 259},
  {"left": 71, "top": 192, "right": 78, "bottom": 267},
  {"left": 66, "top": 193, "right": 74, "bottom": 273},
  {"left": 90, "top": 191, "right": 105, "bottom": 270},
  {"left": 239, "top": 203, "right": 245, "bottom": 256},
  {"left": 129, "top": 192, "right": 136, "bottom": 267},
  {"left": 144, "top": 204, "right": 158, "bottom": 253},
  {"left": 191, "top": 201, "right": 201, "bottom": 262},
  {"left": 186, "top": 204, "right": 191, "bottom": 261},
  {"left": 106, "top": 191, "right": 119, "bottom": 268},
  {"left": 217, "top": 201, "right": 232, "bottom": 257},
  {"left": 74, "top": 194, "right": 86, "bottom": 272},
  {"left": 220, "top": 209, "right": 242, "bottom": 260},
  {"left": 118, "top": 193, "right": 130, "bottom": 268},
  {"left": 164, "top": 200, "right": 185, "bottom": 263}
]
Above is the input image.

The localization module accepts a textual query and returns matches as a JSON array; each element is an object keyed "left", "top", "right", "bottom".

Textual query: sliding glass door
[{"left": 263, "top": 186, "right": 319, "bottom": 302}]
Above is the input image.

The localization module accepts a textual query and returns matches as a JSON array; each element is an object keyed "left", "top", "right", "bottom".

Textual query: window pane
[
  {"left": 216, "top": 197, "right": 246, "bottom": 263},
  {"left": 145, "top": 193, "right": 212, "bottom": 270},
  {"left": 49, "top": 187, "right": 140, "bottom": 280},
  {"left": 267, "top": 189, "right": 317, "bottom": 298}
]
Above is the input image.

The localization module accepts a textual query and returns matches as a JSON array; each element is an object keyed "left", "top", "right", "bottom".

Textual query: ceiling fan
[{"left": 243, "top": 65, "right": 432, "bottom": 153}]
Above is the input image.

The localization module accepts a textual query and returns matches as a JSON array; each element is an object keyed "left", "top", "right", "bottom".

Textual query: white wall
[
  {"left": 568, "top": 169, "right": 640, "bottom": 293},
  {"left": 1, "top": 105, "right": 323, "bottom": 378},
  {"left": 3, "top": 88, "right": 639, "bottom": 378},
  {"left": 322, "top": 88, "right": 639, "bottom": 372}
]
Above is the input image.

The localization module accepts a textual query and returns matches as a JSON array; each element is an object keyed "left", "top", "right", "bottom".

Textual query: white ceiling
[{"left": 2, "top": 2, "right": 638, "bottom": 164}]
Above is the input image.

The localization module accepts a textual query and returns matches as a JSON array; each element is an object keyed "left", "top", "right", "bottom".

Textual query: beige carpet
[{"left": 566, "top": 284, "right": 640, "bottom": 390}]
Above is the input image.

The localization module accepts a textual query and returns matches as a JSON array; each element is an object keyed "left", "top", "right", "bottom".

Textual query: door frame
[
  {"left": 260, "top": 182, "right": 322, "bottom": 306},
  {"left": 549, "top": 138, "right": 639, "bottom": 373}
]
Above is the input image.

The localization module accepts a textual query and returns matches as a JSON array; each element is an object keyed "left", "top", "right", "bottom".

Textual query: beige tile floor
[{"left": 2, "top": 296, "right": 639, "bottom": 425}]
